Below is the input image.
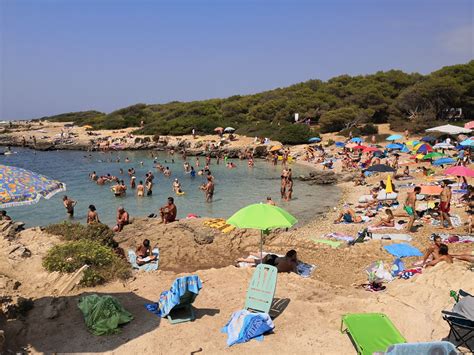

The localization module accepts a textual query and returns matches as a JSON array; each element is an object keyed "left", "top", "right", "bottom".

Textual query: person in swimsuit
[
  {"left": 334, "top": 206, "right": 362, "bottom": 224},
  {"left": 62, "top": 196, "right": 77, "bottom": 217},
  {"left": 86, "top": 205, "right": 100, "bottom": 224},
  {"left": 113, "top": 207, "right": 129, "bottom": 232},
  {"left": 201, "top": 176, "right": 215, "bottom": 202},
  {"left": 404, "top": 186, "right": 421, "bottom": 232},
  {"left": 136, "top": 239, "right": 157, "bottom": 265},
  {"left": 0, "top": 210, "right": 12, "bottom": 221},
  {"left": 424, "top": 244, "right": 453, "bottom": 267},
  {"left": 285, "top": 178, "right": 294, "bottom": 201},
  {"left": 266, "top": 197, "right": 276, "bottom": 206},
  {"left": 371, "top": 209, "right": 395, "bottom": 228},
  {"left": 160, "top": 197, "right": 177, "bottom": 224},
  {"left": 439, "top": 180, "right": 453, "bottom": 229},
  {"left": 137, "top": 181, "right": 145, "bottom": 197},
  {"left": 421, "top": 235, "right": 442, "bottom": 265}
]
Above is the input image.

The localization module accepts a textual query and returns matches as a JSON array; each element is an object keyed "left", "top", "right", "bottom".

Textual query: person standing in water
[
  {"left": 87, "top": 205, "right": 100, "bottom": 224},
  {"left": 137, "top": 180, "right": 145, "bottom": 197},
  {"left": 62, "top": 196, "right": 77, "bottom": 217},
  {"left": 201, "top": 175, "right": 214, "bottom": 202}
]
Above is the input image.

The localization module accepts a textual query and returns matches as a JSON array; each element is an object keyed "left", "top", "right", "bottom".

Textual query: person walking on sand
[
  {"left": 439, "top": 180, "right": 453, "bottom": 229},
  {"left": 404, "top": 186, "right": 421, "bottom": 232},
  {"left": 62, "top": 195, "right": 77, "bottom": 217}
]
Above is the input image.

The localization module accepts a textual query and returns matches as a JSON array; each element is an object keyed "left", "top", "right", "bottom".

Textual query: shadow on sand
[{"left": 4, "top": 292, "right": 161, "bottom": 353}]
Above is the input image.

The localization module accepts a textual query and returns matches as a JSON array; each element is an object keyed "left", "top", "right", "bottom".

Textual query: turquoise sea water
[{"left": 1, "top": 148, "right": 339, "bottom": 227}]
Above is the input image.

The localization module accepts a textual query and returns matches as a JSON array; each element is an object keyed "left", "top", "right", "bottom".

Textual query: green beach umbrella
[
  {"left": 422, "top": 152, "right": 446, "bottom": 160},
  {"left": 227, "top": 203, "right": 298, "bottom": 256}
]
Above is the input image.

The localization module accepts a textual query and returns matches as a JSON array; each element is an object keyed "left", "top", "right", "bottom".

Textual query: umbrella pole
[{"left": 260, "top": 230, "right": 263, "bottom": 259}]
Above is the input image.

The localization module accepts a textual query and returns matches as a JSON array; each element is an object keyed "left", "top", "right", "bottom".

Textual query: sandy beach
[{"left": 1, "top": 122, "right": 473, "bottom": 353}]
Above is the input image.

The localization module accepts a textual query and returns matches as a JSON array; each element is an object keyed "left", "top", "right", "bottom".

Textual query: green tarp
[{"left": 78, "top": 294, "right": 133, "bottom": 336}]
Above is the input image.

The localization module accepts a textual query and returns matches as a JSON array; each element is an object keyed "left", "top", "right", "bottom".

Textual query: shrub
[
  {"left": 45, "top": 222, "right": 115, "bottom": 247},
  {"left": 43, "top": 240, "right": 131, "bottom": 287},
  {"left": 274, "top": 123, "right": 312, "bottom": 145}
]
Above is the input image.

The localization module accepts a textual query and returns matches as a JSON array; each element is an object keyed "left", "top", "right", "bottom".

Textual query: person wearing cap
[{"left": 113, "top": 206, "right": 129, "bottom": 232}]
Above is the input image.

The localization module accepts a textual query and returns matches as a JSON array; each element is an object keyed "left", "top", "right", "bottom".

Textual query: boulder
[{"left": 298, "top": 170, "right": 339, "bottom": 185}]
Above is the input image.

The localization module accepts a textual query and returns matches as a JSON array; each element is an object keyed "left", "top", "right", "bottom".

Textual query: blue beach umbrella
[
  {"left": 308, "top": 137, "right": 321, "bottom": 143},
  {"left": 433, "top": 158, "right": 455, "bottom": 166},
  {"left": 386, "top": 143, "right": 403, "bottom": 150},
  {"left": 386, "top": 134, "right": 402, "bottom": 141},
  {"left": 335, "top": 142, "right": 345, "bottom": 148},
  {"left": 421, "top": 136, "right": 436, "bottom": 143},
  {"left": 460, "top": 139, "right": 474, "bottom": 147},
  {"left": 350, "top": 137, "right": 362, "bottom": 143}
]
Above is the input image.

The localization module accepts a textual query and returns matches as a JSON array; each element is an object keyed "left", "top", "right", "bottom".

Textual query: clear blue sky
[{"left": 1, "top": 0, "right": 472, "bottom": 120}]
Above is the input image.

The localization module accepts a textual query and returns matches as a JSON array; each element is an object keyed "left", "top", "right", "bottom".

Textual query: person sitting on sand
[
  {"left": 371, "top": 208, "right": 394, "bottom": 228},
  {"left": 334, "top": 205, "right": 362, "bottom": 224},
  {"left": 424, "top": 243, "right": 453, "bottom": 267},
  {"left": 86, "top": 205, "right": 100, "bottom": 224},
  {"left": 136, "top": 239, "right": 157, "bottom": 266},
  {"left": 113, "top": 206, "right": 129, "bottom": 232},
  {"left": 0, "top": 210, "right": 11, "bottom": 221},
  {"left": 112, "top": 241, "right": 126, "bottom": 259},
  {"left": 160, "top": 197, "right": 177, "bottom": 224},
  {"left": 420, "top": 235, "right": 442, "bottom": 266}
]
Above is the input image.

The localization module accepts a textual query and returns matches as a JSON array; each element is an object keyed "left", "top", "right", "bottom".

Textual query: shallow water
[{"left": 1, "top": 148, "right": 339, "bottom": 227}]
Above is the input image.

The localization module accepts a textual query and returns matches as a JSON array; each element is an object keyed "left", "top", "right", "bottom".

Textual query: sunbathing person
[
  {"left": 424, "top": 244, "right": 453, "bottom": 267},
  {"left": 371, "top": 208, "right": 394, "bottom": 228},
  {"left": 266, "top": 250, "right": 298, "bottom": 273},
  {"left": 334, "top": 206, "right": 362, "bottom": 224},
  {"left": 136, "top": 239, "right": 157, "bottom": 265},
  {"left": 421, "top": 235, "right": 442, "bottom": 265}
]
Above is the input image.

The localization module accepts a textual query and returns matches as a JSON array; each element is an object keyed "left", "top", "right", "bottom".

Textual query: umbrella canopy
[
  {"left": 365, "top": 164, "right": 396, "bottom": 173},
  {"left": 214, "top": 127, "right": 224, "bottom": 132},
  {"left": 352, "top": 145, "right": 367, "bottom": 150},
  {"left": 386, "top": 134, "right": 402, "bottom": 141},
  {"left": 227, "top": 203, "right": 298, "bottom": 255},
  {"left": 433, "top": 143, "right": 455, "bottom": 150},
  {"left": 224, "top": 127, "right": 235, "bottom": 133},
  {"left": 350, "top": 137, "right": 362, "bottom": 143},
  {"left": 426, "top": 124, "right": 471, "bottom": 135},
  {"left": 308, "top": 137, "right": 321, "bottom": 143},
  {"left": 432, "top": 158, "right": 455, "bottom": 166},
  {"left": 420, "top": 185, "right": 443, "bottom": 195},
  {"left": 345, "top": 143, "right": 357, "bottom": 149},
  {"left": 460, "top": 139, "right": 474, "bottom": 147},
  {"left": 464, "top": 121, "right": 474, "bottom": 130},
  {"left": 444, "top": 166, "right": 474, "bottom": 177},
  {"left": 422, "top": 152, "right": 446, "bottom": 160},
  {"left": 415, "top": 143, "right": 433, "bottom": 154},
  {"left": 269, "top": 145, "right": 282, "bottom": 152},
  {"left": 406, "top": 140, "right": 420, "bottom": 146},
  {"left": 362, "top": 146, "right": 380, "bottom": 153},
  {"left": 386, "top": 143, "right": 403, "bottom": 150},
  {"left": 0, "top": 164, "right": 66, "bottom": 208},
  {"left": 335, "top": 142, "right": 345, "bottom": 148},
  {"left": 421, "top": 136, "right": 436, "bottom": 143}
]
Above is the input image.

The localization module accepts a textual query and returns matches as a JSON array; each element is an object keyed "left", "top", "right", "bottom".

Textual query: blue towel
[
  {"left": 221, "top": 309, "right": 274, "bottom": 347},
  {"left": 146, "top": 275, "right": 202, "bottom": 318},
  {"left": 128, "top": 248, "right": 159, "bottom": 272},
  {"left": 384, "top": 244, "right": 422, "bottom": 258},
  {"left": 385, "top": 341, "right": 458, "bottom": 354}
]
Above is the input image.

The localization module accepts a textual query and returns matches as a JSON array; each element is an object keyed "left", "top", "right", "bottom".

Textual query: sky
[{"left": 1, "top": 0, "right": 473, "bottom": 120}]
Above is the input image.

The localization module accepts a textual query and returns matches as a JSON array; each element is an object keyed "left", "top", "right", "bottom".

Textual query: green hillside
[{"left": 44, "top": 60, "right": 474, "bottom": 144}]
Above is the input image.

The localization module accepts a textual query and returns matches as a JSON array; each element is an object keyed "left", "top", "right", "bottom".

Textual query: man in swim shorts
[
  {"left": 404, "top": 186, "right": 421, "bottom": 232},
  {"left": 160, "top": 197, "right": 177, "bottom": 224},
  {"left": 439, "top": 180, "right": 453, "bottom": 229}
]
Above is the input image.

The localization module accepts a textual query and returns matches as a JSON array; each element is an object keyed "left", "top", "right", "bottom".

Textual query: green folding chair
[
  {"left": 341, "top": 313, "right": 406, "bottom": 355},
  {"left": 245, "top": 264, "right": 278, "bottom": 314},
  {"left": 167, "top": 290, "right": 197, "bottom": 324}
]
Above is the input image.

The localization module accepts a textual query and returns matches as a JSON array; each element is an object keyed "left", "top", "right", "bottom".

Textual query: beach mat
[
  {"left": 371, "top": 234, "right": 412, "bottom": 241},
  {"left": 310, "top": 238, "right": 342, "bottom": 248},
  {"left": 384, "top": 244, "right": 422, "bottom": 258}
]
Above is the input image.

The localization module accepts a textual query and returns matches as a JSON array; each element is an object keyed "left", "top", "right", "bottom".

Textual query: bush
[
  {"left": 43, "top": 240, "right": 131, "bottom": 287},
  {"left": 274, "top": 123, "right": 312, "bottom": 145},
  {"left": 45, "top": 222, "right": 115, "bottom": 247}
]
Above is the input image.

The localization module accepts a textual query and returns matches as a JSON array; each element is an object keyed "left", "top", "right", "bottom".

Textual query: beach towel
[
  {"left": 297, "top": 262, "right": 317, "bottom": 278},
  {"left": 128, "top": 248, "right": 159, "bottom": 272},
  {"left": 431, "top": 215, "right": 462, "bottom": 228},
  {"left": 384, "top": 244, "right": 422, "bottom": 258},
  {"left": 437, "top": 234, "right": 474, "bottom": 244},
  {"left": 391, "top": 258, "right": 405, "bottom": 277},
  {"left": 371, "top": 233, "right": 412, "bottom": 241},
  {"left": 324, "top": 232, "right": 355, "bottom": 242},
  {"left": 385, "top": 341, "right": 458, "bottom": 354},
  {"left": 221, "top": 309, "right": 274, "bottom": 347},
  {"left": 77, "top": 294, "right": 133, "bottom": 336},
  {"left": 310, "top": 238, "right": 342, "bottom": 248},
  {"left": 368, "top": 224, "right": 403, "bottom": 232},
  {"left": 145, "top": 275, "right": 202, "bottom": 318},
  {"left": 399, "top": 268, "right": 422, "bottom": 280}
]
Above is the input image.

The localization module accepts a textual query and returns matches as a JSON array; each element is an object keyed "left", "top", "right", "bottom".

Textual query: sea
[{"left": 0, "top": 148, "right": 339, "bottom": 227}]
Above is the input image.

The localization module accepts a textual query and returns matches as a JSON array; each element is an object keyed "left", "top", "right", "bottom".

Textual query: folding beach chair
[
  {"left": 442, "top": 289, "right": 474, "bottom": 352},
  {"left": 341, "top": 313, "right": 406, "bottom": 355},
  {"left": 245, "top": 264, "right": 277, "bottom": 314},
  {"left": 167, "top": 289, "right": 198, "bottom": 324}
]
